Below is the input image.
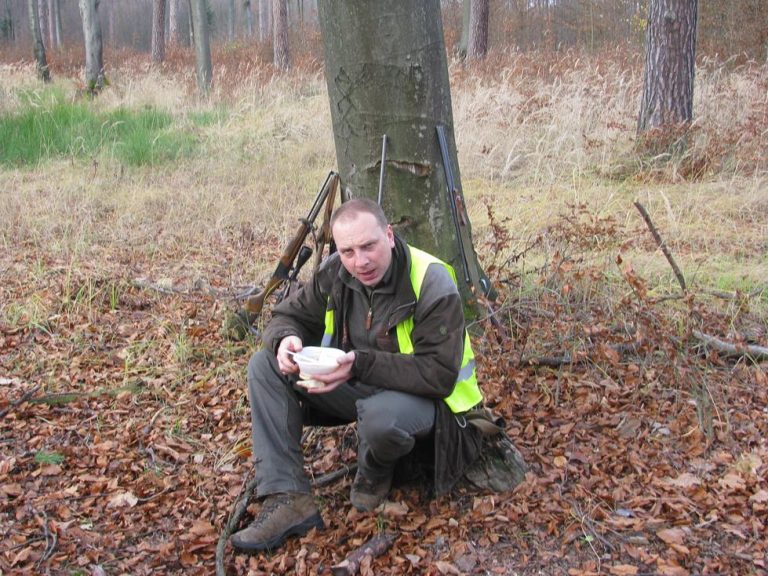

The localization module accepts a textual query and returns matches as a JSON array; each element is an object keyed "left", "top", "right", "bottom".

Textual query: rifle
[
  {"left": 435, "top": 125, "right": 488, "bottom": 295},
  {"left": 240, "top": 171, "right": 339, "bottom": 320}
]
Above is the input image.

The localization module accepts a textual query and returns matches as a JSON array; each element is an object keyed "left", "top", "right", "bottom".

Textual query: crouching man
[{"left": 231, "top": 198, "right": 486, "bottom": 552}]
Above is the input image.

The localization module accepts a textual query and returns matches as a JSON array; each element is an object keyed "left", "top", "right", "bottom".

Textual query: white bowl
[{"left": 293, "top": 346, "right": 346, "bottom": 376}]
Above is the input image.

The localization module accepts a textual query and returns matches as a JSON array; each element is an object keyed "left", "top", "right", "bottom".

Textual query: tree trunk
[
  {"left": 244, "top": 0, "right": 254, "bottom": 38},
  {"left": 227, "top": 0, "right": 235, "bottom": 41},
  {"left": 151, "top": 0, "right": 166, "bottom": 63},
  {"left": 37, "top": 0, "right": 47, "bottom": 49},
  {"left": 2, "top": 0, "right": 15, "bottom": 42},
  {"left": 272, "top": 0, "right": 289, "bottom": 69},
  {"left": 78, "top": 0, "right": 105, "bottom": 92},
  {"left": 28, "top": 0, "right": 50, "bottom": 81},
  {"left": 169, "top": 0, "right": 180, "bottom": 45},
  {"left": 190, "top": 0, "right": 212, "bottom": 95},
  {"left": 49, "top": 0, "right": 61, "bottom": 48},
  {"left": 467, "top": 0, "right": 489, "bottom": 59},
  {"left": 259, "top": 0, "right": 271, "bottom": 41},
  {"left": 457, "top": 0, "right": 470, "bottom": 58},
  {"left": 317, "top": 0, "right": 488, "bottom": 304},
  {"left": 638, "top": 0, "right": 698, "bottom": 133}
]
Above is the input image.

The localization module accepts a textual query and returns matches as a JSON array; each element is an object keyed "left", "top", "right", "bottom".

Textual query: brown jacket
[{"left": 262, "top": 236, "right": 483, "bottom": 495}]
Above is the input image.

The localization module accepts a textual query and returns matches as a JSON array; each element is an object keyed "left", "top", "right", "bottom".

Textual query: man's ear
[{"left": 386, "top": 224, "right": 395, "bottom": 247}]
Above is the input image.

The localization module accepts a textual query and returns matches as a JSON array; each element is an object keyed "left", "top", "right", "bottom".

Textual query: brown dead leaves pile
[{"left": 1, "top": 217, "right": 767, "bottom": 576}]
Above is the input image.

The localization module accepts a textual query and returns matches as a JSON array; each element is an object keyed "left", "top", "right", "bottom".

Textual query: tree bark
[
  {"left": 190, "top": 0, "right": 213, "bottom": 95},
  {"left": 244, "top": 0, "right": 254, "bottom": 38},
  {"left": 37, "top": 0, "right": 47, "bottom": 49},
  {"left": 28, "top": 0, "right": 50, "bottom": 81},
  {"left": 317, "top": 0, "right": 488, "bottom": 304},
  {"left": 467, "top": 0, "right": 489, "bottom": 59},
  {"left": 458, "top": 0, "right": 470, "bottom": 58},
  {"left": 168, "top": 0, "right": 180, "bottom": 45},
  {"left": 259, "top": 0, "right": 271, "bottom": 41},
  {"left": 151, "top": 0, "right": 166, "bottom": 63},
  {"left": 272, "top": 0, "right": 289, "bottom": 69},
  {"left": 2, "top": 0, "right": 14, "bottom": 42},
  {"left": 227, "top": 0, "right": 235, "bottom": 41},
  {"left": 48, "top": 0, "right": 61, "bottom": 48},
  {"left": 638, "top": 0, "right": 699, "bottom": 133},
  {"left": 78, "top": 0, "right": 105, "bottom": 92}
]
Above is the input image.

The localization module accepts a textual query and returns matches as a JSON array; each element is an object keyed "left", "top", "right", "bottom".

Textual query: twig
[
  {"left": 215, "top": 472, "right": 259, "bottom": 576},
  {"left": 633, "top": 201, "right": 687, "bottom": 292},
  {"left": 331, "top": 532, "right": 398, "bottom": 576},
  {"left": 0, "top": 384, "right": 41, "bottom": 419},
  {"left": 692, "top": 330, "right": 768, "bottom": 362},
  {"left": 312, "top": 463, "right": 357, "bottom": 488}
]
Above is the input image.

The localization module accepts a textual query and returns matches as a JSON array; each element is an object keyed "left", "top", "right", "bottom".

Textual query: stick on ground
[
  {"left": 634, "top": 201, "right": 687, "bottom": 292},
  {"left": 331, "top": 532, "right": 398, "bottom": 576}
]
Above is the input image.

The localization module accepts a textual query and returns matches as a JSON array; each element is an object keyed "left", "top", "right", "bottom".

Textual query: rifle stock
[{"left": 242, "top": 171, "right": 339, "bottom": 319}]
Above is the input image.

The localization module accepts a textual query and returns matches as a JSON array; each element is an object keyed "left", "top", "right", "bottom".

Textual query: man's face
[{"left": 332, "top": 211, "right": 395, "bottom": 287}]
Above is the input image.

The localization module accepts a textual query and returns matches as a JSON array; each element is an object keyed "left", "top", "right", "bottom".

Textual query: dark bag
[{"left": 462, "top": 408, "right": 528, "bottom": 493}]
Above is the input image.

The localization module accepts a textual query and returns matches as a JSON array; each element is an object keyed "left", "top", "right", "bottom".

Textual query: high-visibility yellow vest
[{"left": 322, "top": 246, "right": 482, "bottom": 413}]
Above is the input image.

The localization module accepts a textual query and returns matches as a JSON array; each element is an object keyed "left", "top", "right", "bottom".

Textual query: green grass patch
[
  {"left": 34, "top": 451, "right": 66, "bottom": 465},
  {"left": 0, "top": 88, "right": 197, "bottom": 167}
]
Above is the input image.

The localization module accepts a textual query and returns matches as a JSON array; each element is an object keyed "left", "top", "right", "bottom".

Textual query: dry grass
[{"left": 0, "top": 50, "right": 766, "bottom": 300}]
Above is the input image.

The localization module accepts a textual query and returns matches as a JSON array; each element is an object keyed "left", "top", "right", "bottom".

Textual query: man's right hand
[{"left": 276, "top": 336, "right": 303, "bottom": 375}]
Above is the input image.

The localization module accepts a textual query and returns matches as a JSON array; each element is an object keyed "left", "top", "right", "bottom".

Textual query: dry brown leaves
[{"left": 1, "top": 234, "right": 767, "bottom": 575}]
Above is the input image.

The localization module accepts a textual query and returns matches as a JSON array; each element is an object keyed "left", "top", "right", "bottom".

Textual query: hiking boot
[
  {"left": 230, "top": 492, "right": 323, "bottom": 552},
  {"left": 350, "top": 469, "right": 392, "bottom": 512}
]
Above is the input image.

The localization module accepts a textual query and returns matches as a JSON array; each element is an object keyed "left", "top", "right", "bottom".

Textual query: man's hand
[
  {"left": 277, "top": 336, "right": 303, "bottom": 375},
  {"left": 302, "top": 351, "right": 356, "bottom": 394}
]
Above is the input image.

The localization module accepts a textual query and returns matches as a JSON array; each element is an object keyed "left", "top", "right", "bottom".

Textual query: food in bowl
[{"left": 292, "top": 346, "right": 346, "bottom": 376}]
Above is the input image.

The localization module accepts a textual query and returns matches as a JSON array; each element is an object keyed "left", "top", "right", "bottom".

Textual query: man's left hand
[{"left": 302, "top": 351, "right": 355, "bottom": 394}]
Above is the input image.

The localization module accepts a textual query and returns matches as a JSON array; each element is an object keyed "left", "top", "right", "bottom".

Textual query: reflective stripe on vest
[{"left": 322, "top": 246, "right": 482, "bottom": 414}]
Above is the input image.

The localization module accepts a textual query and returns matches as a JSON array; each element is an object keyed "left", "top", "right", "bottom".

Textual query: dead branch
[
  {"left": 312, "top": 463, "right": 357, "bottom": 488},
  {"left": 692, "top": 330, "right": 768, "bottom": 362},
  {"left": 633, "top": 201, "right": 687, "bottom": 292},
  {"left": 0, "top": 384, "right": 41, "bottom": 420},
  {"left": 216, "top": 472, "right": 258, "bottom": 576},
  {"left": 331, "top": 532, "right": 398, "bottom": 576},
  {"left": 519, "top": 338, "right": 644, "bottom": 369}
]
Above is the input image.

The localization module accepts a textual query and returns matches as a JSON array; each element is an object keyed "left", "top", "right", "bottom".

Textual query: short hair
[{"left": 331, "top": 198, "right": 388, "bottom": 230}]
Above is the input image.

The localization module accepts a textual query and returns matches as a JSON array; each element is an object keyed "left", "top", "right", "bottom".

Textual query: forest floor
[{"left": 2, "top": 49, "right": 768, "bottom": 575}]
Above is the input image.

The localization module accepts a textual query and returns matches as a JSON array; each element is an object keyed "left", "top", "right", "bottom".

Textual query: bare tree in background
[
  {"left": 78, "top": 0, "right": 105, "bottom": 92},
  {"left": 37, "top": 0, "right": 47, "bottom": 48},
  {"left": 259, "top": 0, "right": 271, "bottom": 41},
  {"left": 244, "top": 0, "right": 253, "bottom": 38},
  {"left": 169, "top": 0, "right": 180, "bottom": 45},
  {"left": 272, "top": 0, "right": 289, "bottom": 69},
  {"left": 190, "top": 0, "right": 212, "bottom": 95},
  {"left": 48, "top": 0, "right": 61, "bottom": 48},
  {"left": 151, "top": 0, "right": 165, "bottom": 62},
  {"left": 638, "top": 0, "right": 698, "bottom": 136},
  {"left": 27, "top": 0, "right": 49, "bottom": 80},
  {"left": 2, "top": 0, "right": 15, "bottom": 42},
  {"left": 467, "top": 0, "right": 489, "bottom": 59},
  {"left": 226, "top": 0, "right": 235, "bottom": 41}
]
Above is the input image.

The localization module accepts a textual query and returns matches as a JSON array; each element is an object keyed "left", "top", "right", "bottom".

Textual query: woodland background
[{"left": 1, "top": 1, "right": 767, "bottom": 575}]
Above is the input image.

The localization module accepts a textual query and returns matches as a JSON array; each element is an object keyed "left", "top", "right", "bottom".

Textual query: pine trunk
[
  {"left": 190, "top": 0, "right": 212, "bottom": 95},
  {"left": 151, "top": 0, "right": 166, "bottom": 63},
  {"left": 467, "top": 0, "right": 489, "bottom": 59},
  {"left": 272, "top": 0, "right": 289, "bottom": 69},
  {"left": 638, "top": 0, "right": 698, "bottom": 132}
]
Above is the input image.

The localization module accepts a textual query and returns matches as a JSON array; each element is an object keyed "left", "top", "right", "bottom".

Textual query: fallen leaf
[
  {"left": 656, "top": 527, "right": 686, "bottom": 546},
  {"left": 664, "top": 473, "right": 701, "bottom": 488},
  {"left": 108, "top": 491, "right": 138, "bottom": 508},
  {"left": 609, "top": 565, "right": 638, "bottom": 576},
  {"left": 434, "top": 560, "right": 461, "bottom": 575}
]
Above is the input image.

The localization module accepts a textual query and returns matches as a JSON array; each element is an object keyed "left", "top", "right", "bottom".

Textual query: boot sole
[{"left": 230, "top": 513, "right": 325, "bottom": 553}]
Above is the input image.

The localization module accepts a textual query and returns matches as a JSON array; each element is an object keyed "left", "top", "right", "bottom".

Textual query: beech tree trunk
[
  {"left": 151, "top": 0, "right": 166, "bottom": 63},
  {"left": 78, "top": 0, "right": 105, "bottom": 92},
  {"left": 190, "top": 0, "right": 212, "bottom": 95},
  {"left": 272, "top": 0, "right": 289, "bottom": 69},
  {"left": 37, "top": 0, "right": 47, "bottom": 48},
  {"left": 638, "top": 0, "right": 698, "bottom": 133},
  {"left": 28, "top": 0, "right": 50, "bottom": 81},
  {"left": 467, "top": 0, "right": 489, "bottom": 59},
  {"left": 317, "top": 0, "right": 488, "bottom": 304}
]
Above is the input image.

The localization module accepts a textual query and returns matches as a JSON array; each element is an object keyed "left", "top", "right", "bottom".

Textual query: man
[{"left": 230, "top": 198, "right": 485, "bottom": 553}]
